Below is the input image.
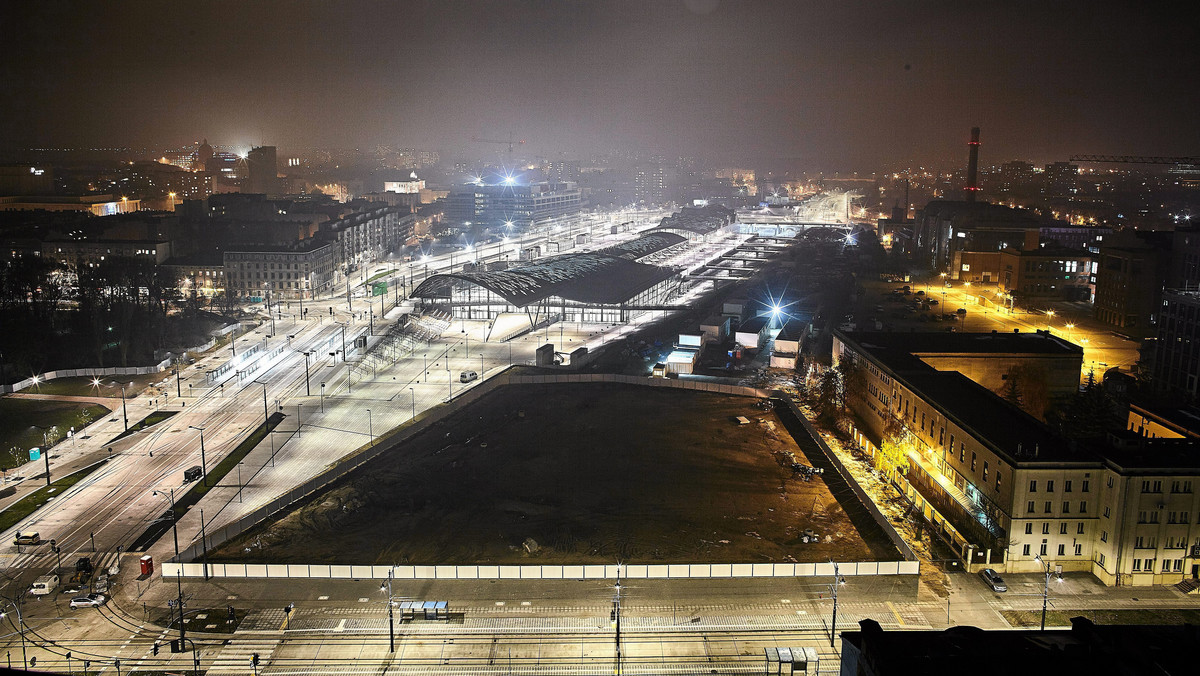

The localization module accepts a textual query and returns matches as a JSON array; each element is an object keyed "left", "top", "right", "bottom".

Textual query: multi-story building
[
  {"left": 42, "top": 238, "right": 171, "bottom": 266},
  {"left": 633, "top": 163, "right": 665, "bottom": 206},
  {"left": 1153, "top": 289, "right": 1200, "bottom": 398},
  {"left": 444, "top": 180, "right": 582, "bottom": 229},
  {"left": 913, "top": 200, "right": 1041, "bottom": 275},
  {"left": 245, "top": 145, "right": 279, "bottom": 195},
  {"left": 1093, "top": 230, "right": 1173, "bottom": 337},
  {"left": 998, "top": 247, "right": 1095, "bottom": 302},
  {"left": 1043, "top": 161, "right": 1079, "bottom": 196},
  {"left": 162, "top": 253, "right": 225, "bottom": 298},
  {"left": 224, "top": 240, "right": 337, "bottom": 301},
  {"left": 834, "top": 328, "right": 1200, "bottom": 586}
]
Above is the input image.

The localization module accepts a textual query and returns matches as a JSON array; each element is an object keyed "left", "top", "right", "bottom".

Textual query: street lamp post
[
  {"left": 0, "top": 599, "right": 29, "bottom": 670},
  {"left": 410, "top": 388, "right": 415, "bottom": 421},
  {"left": 299, "top": 350, "right": 312, "bottom": 396},
  {"left": 380, "top": 571, "right": 396, "bottom": 652},
  {"left": 828, "top": 561, "right": 846, "bottom": 648},
  {"left": 189, "top": 426, "right": 207, "bottom": 486},
  {"left": 367, "top": 409, "right": 373, "bottom": 446},
  {"left": 1033, "top": 554, "right": 1063, "bottom": 631},
  {"left": 253, "top": 380, "right": 269, "bottom": 426},
  {"left": 423, "top": 354, "right": 428, "bottom": 382},
  {"left": 152, "top": 488, "right": 180, "bottom": 560},
  {"left": 296, "top": 404, "right": 303, "bottom": 438},
  {"left": 120, "top": 384, "right": 129, "bottom": 432}
]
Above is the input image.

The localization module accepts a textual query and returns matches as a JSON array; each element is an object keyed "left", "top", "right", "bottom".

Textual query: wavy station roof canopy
[{"left": 412, "top": 233, "right": 686, "bottom": 308}]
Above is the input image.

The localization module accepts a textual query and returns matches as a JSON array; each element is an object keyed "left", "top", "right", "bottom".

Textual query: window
[
  {"left": 1064, "top": 480, "right": 1073, "bottom": 492},
  {"left": 1184, "top": 512, "right": 1191, "bottom": 524},
  {"left": 971, "top": 452, "right": 977, "bottom": 472},
  {"left": 1075, "top": 544, "right": 1083, "bottom": 556},
  {"left": 1172, "top": 481, "right": 1182, "bottom": 493},
  {"left": 1175, "top": 559, "right": 1184, "bottom": 572},
  {"left": 1058, "top": 544, "right": 1066, "bottom": 556},
  {"left": 996, "top": 472, "right": 1002, "bottom": 491},
  {"left": 1059, "top": 523, "right": 1068, "bottom": 535},
  {"left": 1045, "top": 501, "right": 1053, "bottom": 513},
  {"left": 1028, "top": 501, "right": 1036, "bottom": 513},
  {"left": 983, "top": 461, "right": 988, "bottom": 481},
  {"left": 1163, "top": 559, "right": 1171, "bottom": 573},
  {"left": 1186, "top": 481, "right": 1194, "bottom": 493},
  {"left": 1047, "top": 480, "right": 1055, "bottom": 492},
  {"left": 1078, "top": 522, "right": 1085, "bottom": 534},
  {"left": 1079, "top": 501, "right": 1087, "bottom": 513},
  {"left": 1040, "top": 543, "right": 1048, "bottom": 556},
  {"left": 1026, "top": 523, "right": 1033, "bottom": 535},
  {"left": 1082, "top": 479, "right": 1090, "bottom": 492},
  {"left": 1042, "top": 523, "right": 1050, "bottom": 534},
  {"left": 1023, "top": 544, "right": 1031, "bottom": 556},
  {"left": 1101, "top": 530, "right": 1108, "bottom": 543},
  {"left": 1104, "top": 506, "right": 1111, "bottom": 519},
  {"left": 1139, "top": 510, "right": 1149, "bottom": 523},
  {"left": 1063, "top": 501, "right": 1071, "bottom": 514},
  {"left": 1133, "top": 559, "right": 1142, "bottom": 571},
  {"left": 1107, "top": 476, "right": 1114, "bottom": 489},
  {"left": 1030, "top": 480, "right": 1038, "bottom": 493},
  {"left": 1098, "top": 552, "right": 1105, "bottom": 566},
  {"left": 960, "top": 443, "right": 965, "bottom": 463}
]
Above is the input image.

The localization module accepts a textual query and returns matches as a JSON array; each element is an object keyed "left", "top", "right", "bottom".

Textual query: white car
[{"left": 69, "top": 594, "right": 106, "bottom": 609}]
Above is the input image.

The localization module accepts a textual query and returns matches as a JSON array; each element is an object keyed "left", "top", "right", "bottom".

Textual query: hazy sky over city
[{"left": 3, "top": 0, "right": 1196, "bottom": 170}]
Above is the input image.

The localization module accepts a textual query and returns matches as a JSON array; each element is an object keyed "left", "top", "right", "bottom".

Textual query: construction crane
[
  {"left": 1069, "top": 155, "right": 1199, "bottom": 165},
  {"left": 471, "top": 135, "right": 527, "bottom": 153}
]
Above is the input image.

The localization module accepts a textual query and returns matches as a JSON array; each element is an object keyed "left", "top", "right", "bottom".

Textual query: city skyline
[{"left": 4, "top": 1, "right": 1197, "bottom": 170}]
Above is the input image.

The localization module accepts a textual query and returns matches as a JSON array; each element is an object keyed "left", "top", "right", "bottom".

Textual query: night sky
[{"left": 3, "top": 1, "right": 1196, "bottom": 169}]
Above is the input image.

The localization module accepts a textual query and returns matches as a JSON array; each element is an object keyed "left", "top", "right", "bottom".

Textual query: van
[
  {"left": 13, "top": 532, "right": 40, "bottom": 546},
  {"left": 183, "top": 466, "right": 203, "bottom": 483},
  {"left": 459, "top": 370, "right": 479, "bottom": 383},
  {"left": 980, "top": 568, "right": 1007, "bottom": 592},
  {"left": 30, "top": 574, "right": 59, "bottom": 596}
]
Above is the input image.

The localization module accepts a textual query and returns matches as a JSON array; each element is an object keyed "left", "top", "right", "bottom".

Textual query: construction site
[{"left": 208, "top": 383, "right": 898, "bottom": 566}]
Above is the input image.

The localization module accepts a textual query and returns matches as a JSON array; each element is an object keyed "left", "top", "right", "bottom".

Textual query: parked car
[
  {"left": 69, "top": 594, "right": 106, "bottom": 609},
  {"left": 980, "top": 568, "right": 1007, "bottom": 592},
  {"left": 93, "top": 574, "right": 110, "bottom": 593},
  {"left": 183, "top": 465, "right": 203, "bottom": 483}
]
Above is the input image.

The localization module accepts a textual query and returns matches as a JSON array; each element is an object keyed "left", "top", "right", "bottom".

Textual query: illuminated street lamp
[
  {"left": 1065, "top": 322, "right": 1075, "bottom": 340},
  {"left": 1046, "top": 309, "right": 1056, "bottom": 331}
]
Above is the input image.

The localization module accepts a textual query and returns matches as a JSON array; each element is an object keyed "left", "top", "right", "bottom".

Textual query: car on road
[
  {"left": 94, "top": 573, "right": 110, "bottom": 593},
  {"left": 69, "top": 594, "right": 106, "bottom": 609},
  {"left": 13, "top": 532, "right": 40, "bottom": 546},
  {"left": 980, "top": 568, "right": 1007, "bottom": 592},
  {"left": 459, "top": 370, "right": 479, "bottom": 383}
]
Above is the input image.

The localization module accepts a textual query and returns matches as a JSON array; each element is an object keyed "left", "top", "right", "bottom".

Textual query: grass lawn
[
  {"left": 21, "top": 372, "right": 163, "bottom": 398},
  {"left": 0, "top": 399, "right": 110, "bottom": 470},
  {"left": 1002, "top": 607, "right": 1200, "bottom": 628},
  {"left": 0, "top": 460, "right": 108, "bottom": 533},
  {"left": 108, "top": 410, "right": 178, "bottom": 443}
]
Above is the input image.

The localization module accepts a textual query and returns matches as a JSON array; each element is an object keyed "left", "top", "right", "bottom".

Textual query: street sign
[
  {"left": 29, "top": 447, "right": 41, "bottom": 461},
  {"left": 372, "top": 282, "right": 387, "bottom": 296}
]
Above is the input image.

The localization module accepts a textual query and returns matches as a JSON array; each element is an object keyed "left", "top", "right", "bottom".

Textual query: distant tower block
[{"left": 965, "top": 127, "right": 981, "bottom": 202}]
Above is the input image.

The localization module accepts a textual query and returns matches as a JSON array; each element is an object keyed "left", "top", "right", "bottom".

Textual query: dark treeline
[{"left": 0, "top": 256, "right": 219, "bottom": 381}]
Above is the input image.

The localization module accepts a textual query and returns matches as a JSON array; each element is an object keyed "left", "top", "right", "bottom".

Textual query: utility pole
[
  {"left": 829, "top": 561, "right": 846, "bottom": 648},
  {"left": 611, "top": 572, "right": 623, "bottom": 675},
  {"left": 120, "top": 384, "right": 129, "bottom": 431}
]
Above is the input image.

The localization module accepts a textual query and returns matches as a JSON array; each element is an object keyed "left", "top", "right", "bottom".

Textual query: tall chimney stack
[{"left": 965, "top": 127, "right": 981, "bottom": 202}]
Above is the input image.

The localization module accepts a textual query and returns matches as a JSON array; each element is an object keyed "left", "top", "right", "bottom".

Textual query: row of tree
[{"left": 0, "top": 256, "right": 226, "bottom": 380}]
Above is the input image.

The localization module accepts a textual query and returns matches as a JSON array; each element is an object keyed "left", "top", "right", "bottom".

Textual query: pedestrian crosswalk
[{"left": 205, "top": 638, "right": 281, "bottom": 676}]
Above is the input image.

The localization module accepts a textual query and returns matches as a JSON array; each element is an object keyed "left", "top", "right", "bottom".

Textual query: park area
[
  {"left": 0, "top": 398, "right": 110, "bottom": 471},
  {"left": 211, "top": 384, "right": 897, "bottom": 565}
]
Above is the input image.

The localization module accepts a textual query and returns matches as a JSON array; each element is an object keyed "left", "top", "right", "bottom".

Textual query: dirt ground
[{"left": 212, "top": 384, "right": 891, "bottom": 565}]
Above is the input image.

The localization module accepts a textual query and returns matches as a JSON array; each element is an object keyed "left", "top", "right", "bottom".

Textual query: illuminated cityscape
[{"left": 1, "top": 2, "right": 1199, "bottom": 675}]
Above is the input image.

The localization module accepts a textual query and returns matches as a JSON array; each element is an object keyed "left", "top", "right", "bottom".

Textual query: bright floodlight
[
  {"left": 505, "top": 220, "right": 513, "bottom": 228},
  {"left": 502, "top": 175, "right": 516, "bottom": 185},
  {"left": 771, "top": 304, "right": 782, "bottom": 317},
  {"left": 421, "top": 254, "right": 430, "bottom": 261},
  {"left": 92, "top": 378, "right": 101, "bottom": 387}
]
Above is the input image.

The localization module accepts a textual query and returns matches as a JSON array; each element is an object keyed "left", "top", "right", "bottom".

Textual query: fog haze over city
[{"left": 4, "top": 0, "right": 1196, "bottom": 169}]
